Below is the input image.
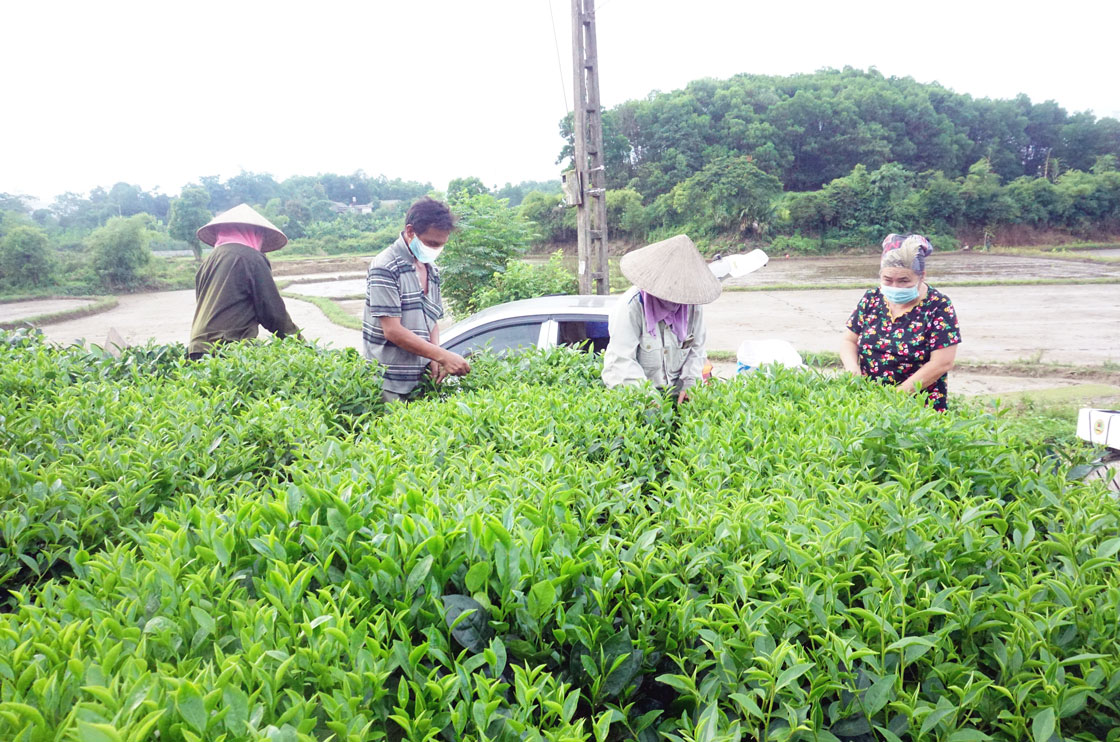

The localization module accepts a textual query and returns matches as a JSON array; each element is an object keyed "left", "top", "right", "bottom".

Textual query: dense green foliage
[
  {"left": 472, "top": 251, "right": 578, "bottom": 311},
  {"left": 86, "top": 215, "right": 155, "bottom": 289},
  {"left": 774, "top": 159, "right": 1120, "bottom": 252},
  {"left": 0, "top": 334, "right": 383, "bottom": 602},
  {"left": 2, "top": 335, "right": 1118, "bottom": 741},
  {"left": 5, "top": 67, "right": 1120, "bottom": 298},
  {"left": 551, "top": 68, "right": 1120, "bottom": 250},
  {"left": 0, "top": 226, "right": 53, "bottom": 289},
  {"left": 439, "top": 192, "right": 537, "bottom": 314},
  {"left": 0, "top": 172, "right": 447, "bottom": 295},
  {"left": 168, "top": 186, "right": 213, "bottom": 262},
  {"left": 579, "top": 68, "right": 1120, "bottom": 195}
]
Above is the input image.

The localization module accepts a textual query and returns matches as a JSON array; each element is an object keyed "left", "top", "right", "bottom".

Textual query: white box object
[{"left": 1077, "top": 408, "right": 1120, "bottom": 449}]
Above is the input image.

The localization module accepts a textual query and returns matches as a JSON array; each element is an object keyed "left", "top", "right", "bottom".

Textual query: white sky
[{"left": 4, "top": 0, "right": 1119, "bottom": 202}]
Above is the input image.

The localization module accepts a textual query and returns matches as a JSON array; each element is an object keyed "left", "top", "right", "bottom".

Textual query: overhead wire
[{"left": 546, "top": 0, "right": 571, "bottom": 115}]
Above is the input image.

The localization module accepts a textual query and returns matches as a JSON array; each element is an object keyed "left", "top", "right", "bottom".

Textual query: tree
[
  {"left": 915, "top": 171, "right": 963, "bottom": 230},
  {"left": 87, "top": 215, "right": 155, "bottom": 289},
  {"left": 605, "top": 188, "right": 647, "bottom": 240},
  {"left": 168, "top": 187, "right": 212, "bottom": 261},
  {"left": 472, "top": 251, "right": 577, "bottom": 311},
  {"left": 446, "top": 177, "right": 489, "bottom": 200},
  {"left": 439, "top": 193, "right": 535, "bottom": 314},
  {"left": 959, "top": 159, "right": 1018, "bottom": 228},
  {"left": 785, "top": 191, "right": 834, "bottom": 239},
  {"left": 0, "top": 193, "right": 28, "bottom": 215},
  {"left": 519, "top": 191, "right": 574, "bottom": 244},
  {"left": 0, "top": 226, "right": 53, "bottom": 290},
  {"left": 668, "top": 156, "right": 782, "bottom": 237}
]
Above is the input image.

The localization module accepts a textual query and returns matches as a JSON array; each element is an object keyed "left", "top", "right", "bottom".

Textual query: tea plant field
[{"left": 1, "top": 332, "right": 1119, "bottom": 742}]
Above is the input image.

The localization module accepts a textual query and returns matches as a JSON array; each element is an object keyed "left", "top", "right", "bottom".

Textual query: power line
[{"left": 547, "top": 0, "right": 571, "bottom": 114}]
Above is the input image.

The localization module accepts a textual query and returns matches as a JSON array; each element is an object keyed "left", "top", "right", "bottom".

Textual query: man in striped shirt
[{"left": 363, "top": 197, "right": 471, "bottom": 401}]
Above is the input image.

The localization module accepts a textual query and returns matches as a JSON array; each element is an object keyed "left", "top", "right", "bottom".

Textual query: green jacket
[{"left": 188, "top": 243, "right": 299, "bottom": 355}]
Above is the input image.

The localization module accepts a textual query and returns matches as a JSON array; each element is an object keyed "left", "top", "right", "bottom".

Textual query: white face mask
[{"left": 408, "top": 235, "right": 444, "bottom": 263}]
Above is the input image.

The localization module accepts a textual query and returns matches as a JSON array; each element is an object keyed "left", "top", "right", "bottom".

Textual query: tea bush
[{"left": 1, "top": 337, "right": 1117, "bottom": 742}]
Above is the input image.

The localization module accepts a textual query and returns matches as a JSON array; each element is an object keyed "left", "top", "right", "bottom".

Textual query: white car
[{"left": 440, "top": 295, "right": 618, "bottom": 357}]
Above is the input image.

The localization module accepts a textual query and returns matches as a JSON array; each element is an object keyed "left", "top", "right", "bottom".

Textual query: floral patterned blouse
[{"left": 846, "top": 286, "right": 961, "bottom": 411}]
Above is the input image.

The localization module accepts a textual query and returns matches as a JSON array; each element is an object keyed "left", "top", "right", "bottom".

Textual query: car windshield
[{"left": 443, "top": 322, "right": 543, "bottom": 357}]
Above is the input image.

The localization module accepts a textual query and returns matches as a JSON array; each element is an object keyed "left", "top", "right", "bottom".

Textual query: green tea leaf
[
  {"left": 76, "top": 721, "right": 122, "bottom": 742},
  {"left": 1031, "top": 708, "right": 1055, "bottom": 742},
  {"left": 775, "top": 662, "right": 814, "bottom": 690},
  {"left": 405, "top": 555, "right": 434, "bottom": 595},
  {"left": 189, "top": 606, "right": 215, "bottom": 635},
  {"left": 862, "top": 675, "right": 895, "bottom": 716},
  {"left": 1095, "top": 537, "right": 1120, "bottom": 560},
  {"left": 945, "top": 730, "right": 991, "bottom": 742},
  {"left": 442, "top": 595, "right": 492, "bottom": 652},
  {"left": 176, "top": 681, "right": 207, "bottom": 733},
  {"left": 527, "top": 579, "right": 557, "bottom": 620},
  {"left": 465, "top": 562, "right": 491, "bottom": 593},
  {"left": 222, "top": 686, "right": 249, "bottom": 734}
]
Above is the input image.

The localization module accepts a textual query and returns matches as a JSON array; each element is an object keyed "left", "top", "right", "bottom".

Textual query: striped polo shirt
[{"left": 362, "top": 235, "right": 444, "bottom": 394}]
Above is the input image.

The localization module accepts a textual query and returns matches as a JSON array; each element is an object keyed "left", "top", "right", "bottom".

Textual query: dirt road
[{"left": 38, "top": 290, "right": 361, "bottom": 352}]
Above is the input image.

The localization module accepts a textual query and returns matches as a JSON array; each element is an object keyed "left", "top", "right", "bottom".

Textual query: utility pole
[{"left": 571, "top": 0, "right": 609, "bottom": 294}]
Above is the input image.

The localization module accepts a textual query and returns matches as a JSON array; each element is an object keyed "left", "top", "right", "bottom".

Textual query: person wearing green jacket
[{"left": 188, "top": 204, "right": 300, "bottom": 358}]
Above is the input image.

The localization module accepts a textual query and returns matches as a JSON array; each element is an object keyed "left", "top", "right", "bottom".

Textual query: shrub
[
  {"left": 0, "top": 225, "right": 54, "bottom": 289},
  {"left": 440, "top": 192, "right": 536, "bottom": 314},
  {"left": 86, "top": 214, "right": 155, "bottom": 289},
  {"left": 472, "top": 251, "right": 577, "bottom": 311}
]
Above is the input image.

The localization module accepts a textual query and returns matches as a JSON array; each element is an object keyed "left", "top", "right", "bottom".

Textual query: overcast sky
[{"left": 4, "top": 0, "right": 1119, "bottom": 202}]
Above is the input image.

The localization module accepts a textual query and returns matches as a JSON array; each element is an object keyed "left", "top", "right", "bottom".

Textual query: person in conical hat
[
  {"left": 188, "top": 204, "right": 301, "bottom": 358},
  {"left": 601, "top": 234, "right": 721, "bottom": 402}
]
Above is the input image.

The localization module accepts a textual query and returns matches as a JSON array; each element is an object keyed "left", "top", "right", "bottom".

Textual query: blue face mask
[
  {"left": 881, "top": 284, "right": 920, "bottom": 304},
  {"left": 408, "top": 235, "right": 444, "bottom": 264}
]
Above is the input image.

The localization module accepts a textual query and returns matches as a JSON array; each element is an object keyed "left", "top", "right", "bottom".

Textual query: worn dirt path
[{"left": 38, "top": 290, "right": 361, "bottom": 352}]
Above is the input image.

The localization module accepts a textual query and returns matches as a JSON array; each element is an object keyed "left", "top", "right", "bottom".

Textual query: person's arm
[
  {"left": 247, "top": 256, "right": 300, "bottom": 338},
  {"left": 840, "top": 329, "right": 862, "bottom": 375},
  {"left": 841, "top": 293, "right": 869, "bottom": 375},
  {"left": 380, "top": 316, "right": 469, "bottom": 376},
  {"left": 900, "top": 345, "right": 957, "bottom": 393},
  {"left": 901, "top": 292, "right": 961, "bottom": 394},
  {"left": 427, "top": 322, "right": 448, "bottom": 383},
  {"left": 676, "top": 306, "right": 707, "bottom": 402},
  {"left": 601, "top": 295, "right": 649, "bottom": 388}
]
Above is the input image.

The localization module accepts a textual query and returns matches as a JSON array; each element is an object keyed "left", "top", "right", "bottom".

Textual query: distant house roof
[{"left": 329, "top": 200, "right": 376, "bottom": 214}]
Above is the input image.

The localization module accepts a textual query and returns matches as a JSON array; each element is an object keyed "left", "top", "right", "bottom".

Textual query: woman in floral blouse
[{"left": 840, "top": 234, "right": 961, "bottom": 411}]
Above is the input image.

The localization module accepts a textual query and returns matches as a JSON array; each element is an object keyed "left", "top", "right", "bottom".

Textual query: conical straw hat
[
  {"left": 196, "top": 204, "right": 288, "bottom": 252},
  {"left": 619, "top": 234, "right": 721, "bottom": 304}
]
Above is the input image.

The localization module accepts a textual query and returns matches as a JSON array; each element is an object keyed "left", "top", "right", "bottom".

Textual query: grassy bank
[
  {"left": 0, "top": 295, "right": 119, "bottom": 330},
  {"left": 281, "top": 290, "right": 362, "bottom": 330}
]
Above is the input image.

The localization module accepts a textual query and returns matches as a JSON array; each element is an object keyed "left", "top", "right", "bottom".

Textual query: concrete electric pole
[{"left": 571, "top": 0, "right": 609, "bottom": 295}]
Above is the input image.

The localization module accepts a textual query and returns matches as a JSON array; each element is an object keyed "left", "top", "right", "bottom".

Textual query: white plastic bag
[{"left": 736, "top": 339, "right": 804, "bottom": 373}]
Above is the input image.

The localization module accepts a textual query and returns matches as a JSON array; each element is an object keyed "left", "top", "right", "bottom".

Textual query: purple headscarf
[
  {"left": 640, "top": 290, "right": 689, "bottom": 342},
  {"left": 881, "top": 233, "right": 933, "bottom": 274}
]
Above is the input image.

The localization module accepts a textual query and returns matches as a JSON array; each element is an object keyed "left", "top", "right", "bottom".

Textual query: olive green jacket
[{"left": 188, "top": 243, "right": 299, "bottom": 355}]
